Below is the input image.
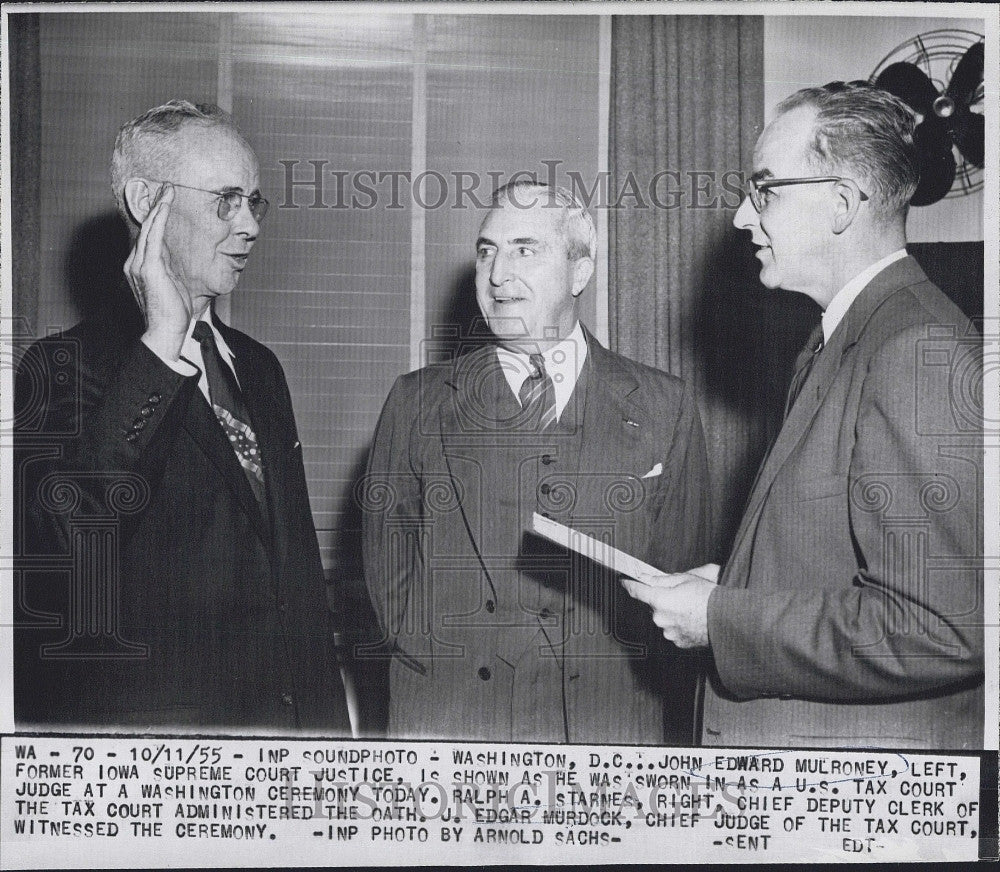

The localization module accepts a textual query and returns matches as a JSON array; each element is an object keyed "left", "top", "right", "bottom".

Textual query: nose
[
  {"left": 489, "top": 251, "right": 512, "bottom": 287},
  {"left": 733, "top": 195, "right": 757, "bottom": 231},
  {"left": 232, "top": 197, "right": 260, "bottom": 240}
]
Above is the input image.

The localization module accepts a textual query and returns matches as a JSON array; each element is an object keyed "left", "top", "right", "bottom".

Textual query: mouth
[
  {"left": 223, "top": 253, "right": 250, "bottom": 270},
  {"left": 491, "top": 294, "right": 526, "bottom": 305}
]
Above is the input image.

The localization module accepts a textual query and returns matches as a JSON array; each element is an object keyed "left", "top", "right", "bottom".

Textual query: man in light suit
[
  {"left": 624, "top": 82, "right": 983, "bottom": 749},
  {"left": 362, "top": 182, "right": 710, "bottom": 743},
  {"left": 15, "top": 101, "right": 350, "bottom": 732}
]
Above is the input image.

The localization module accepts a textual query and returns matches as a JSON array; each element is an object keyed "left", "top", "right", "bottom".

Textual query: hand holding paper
[{"left": 621, "top": 563, "right": 720, "bottom": 649}]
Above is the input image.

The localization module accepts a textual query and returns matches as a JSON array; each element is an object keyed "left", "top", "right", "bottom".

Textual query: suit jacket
[
  {"left": 703, "top": 256, "right": 983, "bottom": 749},
  {"left": 14, "top": 312, "right": 350, "bottom": 733},
  {"left": 361, "top": 327, "right": 710, "bottom": 743}
]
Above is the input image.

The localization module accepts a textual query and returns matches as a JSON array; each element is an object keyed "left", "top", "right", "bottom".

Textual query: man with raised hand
[{"left": 15, "top": 101, "right": 349, "bottom": 733}]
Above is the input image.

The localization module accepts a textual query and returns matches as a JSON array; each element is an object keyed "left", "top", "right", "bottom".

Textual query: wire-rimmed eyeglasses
[
  {"left": 745, "top": 176, "right": 869, "bottom": 213},
  {"left": 154, "top": 180, "right": 269, "bottom": 222}
]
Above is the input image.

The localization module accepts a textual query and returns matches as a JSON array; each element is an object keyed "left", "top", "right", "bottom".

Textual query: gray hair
[
  {"left": 776, "top": 81, "right": 919, "bottom": 222},
  {"left": 489, "top": 180, "right": 597, "bottom": 261},
  {"left": 111, "top": 100, "right": 243, "bottom": 229}
]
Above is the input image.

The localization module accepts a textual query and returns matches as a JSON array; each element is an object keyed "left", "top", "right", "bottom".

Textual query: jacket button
[
  {"left": 281, "top": 693, "right": 294, "bottom": 706},
  {"left": 541, "top": 454, "right": 553, "bottom": 465},
  {"left": 485, "top": 599, "right": 495, "bottom": 613},
  {"left": 477, "top": 667, "right": 491, "bottom": 681},
  {"left": 125, "top": 432, "right": 138, "bottom": 443},
  {"left": 539, "top": 483, "right": 550, "bottom": 495},
  {"left": 131, "top": 418, "right": 146, "bottom": 431},
  {"left": 139, "top": 405, "right": 153, "bottom": 417},
  {"left": 148, "top": 393, "right": 161, "bottom": 404}
]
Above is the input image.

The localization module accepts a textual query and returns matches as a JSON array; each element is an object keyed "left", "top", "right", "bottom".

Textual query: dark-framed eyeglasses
[
  {"left": 745, "top": 176, "right": 869, "bottom": 213},
  {"left": 155, "top": 180, "right": 269, "bottom": 222}
]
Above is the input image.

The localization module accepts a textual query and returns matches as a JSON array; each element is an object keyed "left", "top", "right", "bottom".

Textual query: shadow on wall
[
  {"left": 691, "top": 224, "right": 819, "bottom": 557},
  {"left": 63, "top": 210, "right": 142, "bottom": 334},
  {"left": 429, "top": 264, "right": 495, "bottom": 356}
]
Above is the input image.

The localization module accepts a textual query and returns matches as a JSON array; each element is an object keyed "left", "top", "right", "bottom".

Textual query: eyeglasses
[
  {"left": 745, "top": 176, "right": 869, "bottom": 213},
  {"left": 155, "top": 181, "right": 269, "bottom": 222}
]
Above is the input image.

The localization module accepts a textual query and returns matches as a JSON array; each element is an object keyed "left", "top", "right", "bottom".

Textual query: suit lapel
[
  {"left": 572, "top": 330, "right": 647, "bottom": 509},
  {"left": 723, "top": 256, "right": 930, "bottom": 585},
  {"left": 439, "top": 345, "right": 508, "bottom": 589}
]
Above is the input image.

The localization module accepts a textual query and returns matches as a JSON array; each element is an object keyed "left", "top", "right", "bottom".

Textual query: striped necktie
[
  {"left": 192, "top": 321, "right": 266, "bottom": 506},
  {"left": 518, "top": 353, "right": 557, "bottom": 430}
]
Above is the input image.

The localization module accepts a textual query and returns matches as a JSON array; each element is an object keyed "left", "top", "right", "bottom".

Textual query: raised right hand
[{"left": 124, "top": 183, "right": 191, "bottom": 361}]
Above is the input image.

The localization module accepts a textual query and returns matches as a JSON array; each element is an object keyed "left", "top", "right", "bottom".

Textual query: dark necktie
[
  {"left": 783, "top": 324, "right": 825, "bottom": 419},
  {"left": 518, "top": 353, "right": 557, "bottom": 430},
  {"left": 192, "top": 321, "right": 266, "bottom": 505}
]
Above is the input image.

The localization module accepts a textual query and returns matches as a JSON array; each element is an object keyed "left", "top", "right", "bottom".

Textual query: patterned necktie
[
  {"left": 192, "top": 321, "right": 266, "bottom": 505},
  {"left": 518, "top": 353, "right": 557, "bottom": 430},
  {"left": 783, "top": 323, "right": 825, "bottom": 419}
]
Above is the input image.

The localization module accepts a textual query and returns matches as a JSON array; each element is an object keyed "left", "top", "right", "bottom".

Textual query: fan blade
[
  {"left": 945, "top": 42, "right": 984, "bottom": 107},
  {"left": 911, "top": 120, "right": 956, "bottom": 207},
  {"left": 874, "top": 62, "right": 938, "bottom": 114},
  {"left": 951, "top": 109, "right": 985, "bottom": 168}
]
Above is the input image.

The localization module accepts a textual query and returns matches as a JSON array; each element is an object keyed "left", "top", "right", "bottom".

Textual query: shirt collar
[
  {"left": 183, "top": 308, "right": 237, "bottom": 365},
  {"left": 821, "top": 249, "right": 907, "bottom": 344},
  {"left": 495, "top": 321, "right": 588, "bottom": 420}
]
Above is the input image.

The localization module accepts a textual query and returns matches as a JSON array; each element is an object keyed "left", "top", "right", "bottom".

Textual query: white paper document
[{"left": 531, "top": 511, "right": 676, "bottom": 585}]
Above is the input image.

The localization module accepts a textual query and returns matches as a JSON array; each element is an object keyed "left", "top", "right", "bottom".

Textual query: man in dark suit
[
  {"left": 15, "top": 100, "right": 350, "bottom": 732},
  {"left": 624, "top": 82, "right": 983, "bottom": 749},
  {"left": 362, "top": 181, "right": 710, "bottom": 743}
]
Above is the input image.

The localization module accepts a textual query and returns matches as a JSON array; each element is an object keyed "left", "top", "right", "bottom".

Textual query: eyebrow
[{"left": 475, "top": 235, "right": 545, "bottom": 249}]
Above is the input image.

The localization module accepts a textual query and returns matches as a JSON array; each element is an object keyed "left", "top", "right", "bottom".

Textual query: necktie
[
  {"left": 783, "top": 323, "right": 825, "bottom": 419},
  {"left": 518, "top": 353, "right": 557, "bottom": 430},
  {"left": 192, "top": 321, "right": 266, "bottom": 505}
]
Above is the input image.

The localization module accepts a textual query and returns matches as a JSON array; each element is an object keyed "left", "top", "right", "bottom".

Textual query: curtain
[
  {"left": 610, "top": 15, "right": 818, "bottom": 556},
  {"left": 9, "top": 13, "right": 41, "bottom": 337}
]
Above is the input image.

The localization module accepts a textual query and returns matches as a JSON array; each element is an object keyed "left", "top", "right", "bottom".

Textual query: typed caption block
[{"left": 0, "top": 737, "right": 983, "bottom": 867}]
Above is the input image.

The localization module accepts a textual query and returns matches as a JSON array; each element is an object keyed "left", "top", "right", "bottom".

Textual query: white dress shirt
[
  {"left": 142, "top": 310, "right": 240, "bottom": 401},
  {"left": 495, "top": 321, "right": 588, "bottom": 421}
]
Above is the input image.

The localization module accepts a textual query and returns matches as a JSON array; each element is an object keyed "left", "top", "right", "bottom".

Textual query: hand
[
  {"left": 682, "top": 563, "right": 721, "bottom": 584},
  {"left": 124, "top": 183, "right": 191, "bottom": 361},
  {"left": 621, "top": 566, "right": 719, "bottom": 648}
]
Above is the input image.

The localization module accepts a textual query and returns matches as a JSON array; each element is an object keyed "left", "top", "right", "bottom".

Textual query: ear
[
  {"left": 570, "top": 256, "right": 595, "bottom": 297},
  {"left": 831, "top": 178, "right": 865, "bottom": 235},
  {"left": 123, "top": 178, "right": 160, "bottom": 226}
]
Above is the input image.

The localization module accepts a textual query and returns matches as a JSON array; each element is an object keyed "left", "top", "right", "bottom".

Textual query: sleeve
[
  {"left": 16, "top": 335, "right": 201, "bottom": 553},
  {"left": 359, "top": 375, "right": 425, "bottom": 645},
  {"left": 707, "top": 323, "right": 983, "bottom": 701},
  {"left": 645, "top": 378, "right": 713, "bottom": 573}
]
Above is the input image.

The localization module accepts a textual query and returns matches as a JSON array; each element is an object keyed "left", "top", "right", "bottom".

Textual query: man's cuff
[
  {"left": 705, "top": 586, "right": 763, "bottom": 699},
  {"left": 141, "top": 334, "right": 199, "bottom": 377}
]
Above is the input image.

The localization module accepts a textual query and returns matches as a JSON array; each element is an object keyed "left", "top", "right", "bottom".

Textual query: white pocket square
[{"left": 641, "top": 462, "right": 663, "bottom": 479}]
